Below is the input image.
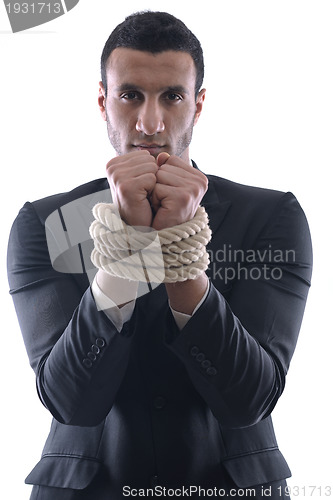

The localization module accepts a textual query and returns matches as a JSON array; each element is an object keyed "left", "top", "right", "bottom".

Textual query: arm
[
  {"left": 164, "top": 192, "right": 312, "bottom": 428},
  {"left": 7, "top": 201, "right": 137, "bottom": 427},
  {"left": 7, "top": 152, "right": 159, "bottom": 427}
]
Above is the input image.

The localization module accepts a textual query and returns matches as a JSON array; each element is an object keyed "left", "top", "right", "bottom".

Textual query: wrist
[
  {"left": 95, "top": 270, "right": 138, "bottom": 308},
  {"left": 165, "top": 273, "right": 209, "bottom": 315}
]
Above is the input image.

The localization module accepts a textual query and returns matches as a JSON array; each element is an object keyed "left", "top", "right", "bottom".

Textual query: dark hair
[{"left": 101, "top": 11, "right": 204, "bottom": 97}]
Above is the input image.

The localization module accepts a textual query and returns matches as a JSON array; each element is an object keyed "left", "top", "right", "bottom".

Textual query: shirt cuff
[
  {"left": 169, "top": 281, "right": 210, "bottom": 330},
  {"left": 91, "top": 276, "right": 136, "bottom": 332}
]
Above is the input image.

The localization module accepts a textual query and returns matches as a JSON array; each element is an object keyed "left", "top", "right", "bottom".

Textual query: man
[{"left": 7, "top": 11, "right": 312, "bottom": 500}]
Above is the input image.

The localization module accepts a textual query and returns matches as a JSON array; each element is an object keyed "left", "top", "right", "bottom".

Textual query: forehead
[{"left": 106, "top": 48, "right": 196, "bottom": 93}]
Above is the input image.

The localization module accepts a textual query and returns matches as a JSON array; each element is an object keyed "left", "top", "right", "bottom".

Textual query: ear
[
  {"left": 194, "top": 88, "right": 206, "bottom": 126},
  {"left": 98, "top": 81, "right": 107, "bottom": 121}
]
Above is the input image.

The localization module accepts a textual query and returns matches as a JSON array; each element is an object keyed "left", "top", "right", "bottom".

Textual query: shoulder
[
  {"left": 9, "top": 177, "right": 109, "bottom": 247},
  {"left": 206, "top": 174, "right": 286, "bottom": 207},
  {"left": 205, "top": 174, "right": 307, "bottom": 227},
  {"left": 8, "top": 178, "right": 111, "bottom": 281},
  {"left": 205, "top": 173, "right": 311, "bottom": 258},
  {"left": 31, "top": 178, "right": 109, "bottom": 223}
]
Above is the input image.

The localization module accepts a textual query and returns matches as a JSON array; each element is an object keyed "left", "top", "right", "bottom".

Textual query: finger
[
  {"left": 114, "top": 173, "right": 157, "bottom": 205},
  {"left": 123, "top": 163, "right": 159, "bottom": 178},
  {"left": 156, "top": 167, "right": 208, "bottom": 192},
  {"left": 159, "top": 156, "right": 208, "bottom": 189},
  {"left": 156, "top": 152, "right": 170, "bottom": 167},
  {"left": 161, "top": 155, "right": 194, "bottom": 172},
  {"left": 132, "top": 172, "right": 157, "bottom": 196},
  {"left": 157, "top": 163, "right": 196, "bottom": 179},
  {"left": 106, "top": 150, "right": 155, "bottom": 169},
  {"left": 155, "top": 169, "right": 191, "bottom": 186},
  {"left": 107, "top": 159, "right": 158, "bottom": 180}
]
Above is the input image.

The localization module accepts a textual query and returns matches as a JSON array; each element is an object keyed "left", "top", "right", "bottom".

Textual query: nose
[{"left": 136, "top": 99, "right": 165, "bottom": 136}]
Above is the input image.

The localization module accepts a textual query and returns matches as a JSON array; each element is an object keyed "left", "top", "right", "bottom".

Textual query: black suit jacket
[{"left": 7, "top": 170, "right": 312, "bottom": 499}]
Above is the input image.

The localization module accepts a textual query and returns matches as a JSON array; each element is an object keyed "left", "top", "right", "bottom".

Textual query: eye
[
  {"left": 166, "top": 93, "right": 182, "bottom": 101},
  {"left": 121, "top": 92, "right": 140, "bottom": 100}
]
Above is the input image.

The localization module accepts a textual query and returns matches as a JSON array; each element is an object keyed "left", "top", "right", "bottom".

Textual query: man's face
[{"left": 98, "top": 48, "right": 205, "bottom": 163}]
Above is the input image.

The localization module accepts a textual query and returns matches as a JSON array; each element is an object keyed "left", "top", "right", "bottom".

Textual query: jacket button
[
  {"left": 190, "top": 346, "right": 200, "bottom": 356},
  {"left": 87, "top": 352, "right": 97, "bottom": 362},
  {"left": 201, "top": 359, "right": 211, "bottom": 369},
  {"left": 153, "top": 396, "right": 166, "bottom": 410},
  {"left": 206, "top": 366, "right": 217, "bottom": 376},
  {"left": 83, "top": 358, "right": 92, "bottom": 368},
  {"left": 195, "top": 352, "right": 205, "bottom": 363},
  {"left": 96, "top": 338, "right": 105, "bottom": 348},
  {"left": 91, "top": 344, "right": 100, "bottom": 355}
]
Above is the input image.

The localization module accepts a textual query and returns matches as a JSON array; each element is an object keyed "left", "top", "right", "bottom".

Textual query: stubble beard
[
  {"left": 105, "top": 113, "right": 123, "bottom": 156},
  {"left": 105, "top": 112, "right": 195, "bottom": 159}
]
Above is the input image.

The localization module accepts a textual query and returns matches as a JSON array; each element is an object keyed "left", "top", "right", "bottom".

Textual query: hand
[
  {"left": 151, "top": 154, "right": 208, "bottom": 230},
  {"left": 106, "top": 151, "right": 158, "bottom": 227}
]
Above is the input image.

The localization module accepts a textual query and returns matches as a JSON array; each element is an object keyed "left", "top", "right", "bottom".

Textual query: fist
[
  {"left": 151, "top": 154, "right": 208, "bottom": 230},
  {"left": 106, "top": 151, "right": 158, "bottom": 227}
]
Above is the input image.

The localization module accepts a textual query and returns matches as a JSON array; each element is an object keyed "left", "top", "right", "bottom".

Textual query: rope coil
[{"left": 89, "top": 203, "right": 212, "bottom": 283}]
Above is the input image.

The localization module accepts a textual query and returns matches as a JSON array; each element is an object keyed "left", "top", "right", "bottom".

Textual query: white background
[{"left": 0, "top": 1, "right": 332, "bottom": 498}]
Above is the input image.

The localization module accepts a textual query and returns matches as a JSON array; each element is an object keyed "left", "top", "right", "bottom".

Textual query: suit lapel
[{"left": 201, "top": 176, "right": 231, "bottom": 235}]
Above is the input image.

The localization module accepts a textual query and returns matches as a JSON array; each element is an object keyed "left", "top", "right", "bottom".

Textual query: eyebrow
[{"left": 115, "top": 83, "right": 190, "bottom": 95}]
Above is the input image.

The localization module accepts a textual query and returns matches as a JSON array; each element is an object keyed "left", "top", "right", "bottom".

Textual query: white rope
[{"left": 89, "top": 203, "right": 212, "bottom": 283}]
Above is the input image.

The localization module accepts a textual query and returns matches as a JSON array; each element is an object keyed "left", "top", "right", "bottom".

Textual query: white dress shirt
[{"left": 91, "top": 277, "right": 209, "bottom": 332}]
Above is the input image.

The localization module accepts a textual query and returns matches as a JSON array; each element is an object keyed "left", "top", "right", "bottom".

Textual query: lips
[
  {"left": 135, "top": 144, "right": 165, "bottom": 149},
  {"left": 134, "top": 144, "right": 166, "bottom": 155}
]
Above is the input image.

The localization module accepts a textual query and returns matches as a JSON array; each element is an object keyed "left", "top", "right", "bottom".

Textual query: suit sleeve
[
  {"left": 7, "top": 202, "right": 136, "bottom": 427},
  {"left": 164, "top": 192, "right": 312, "bottom": 428}
]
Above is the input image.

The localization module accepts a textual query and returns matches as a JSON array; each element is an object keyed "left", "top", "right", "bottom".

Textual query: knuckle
[
  {"left": 155, "top": 170, "right": 163, "bottom": 181},
  {"left": 109, "top": 170, "right": 121, "bottom": 187},
  {"left": 192, "top": 174, "right": 208, "bottom": 196},
  {"left": 200, "top": 172, "right": 208, "bottom": 186},
  {"left": 195, "top": 182, "right": 204, "bottom": 196},
  {"left": 202, "top": 176, "right": 209, "bottom": 191},
  {"left": 148, "top": 171, "right": 158, "bottom": 181},
  {"left": 150, "top": 163, "right": 159, "bottom": 174},
  {"left": 117, "top": 181, "right": 132, "bottom": 197},
  {"left": 178, "top": 191, "right": 192, "bottom": 205},
  {"left": 106, "top": 158, "right": 115, "bottom": 169},
  {"left": 106, "top": 163, "right": 115, "bottom": 176},
  {"left": 145, "top": 172, "right": 157, "bottom": 187}
]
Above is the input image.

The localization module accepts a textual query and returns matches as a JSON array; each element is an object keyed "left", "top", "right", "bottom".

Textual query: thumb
[{"left": 156, "top": 152, "right": 170, "bottom": 167}]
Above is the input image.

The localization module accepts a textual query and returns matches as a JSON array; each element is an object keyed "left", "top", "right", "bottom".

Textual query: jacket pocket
[
  {"left": 25, "top": 455, "right": 102, "bottom": 490},
  {"left": 222, "top": 448, "right": 291, "bottom": 488}
]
